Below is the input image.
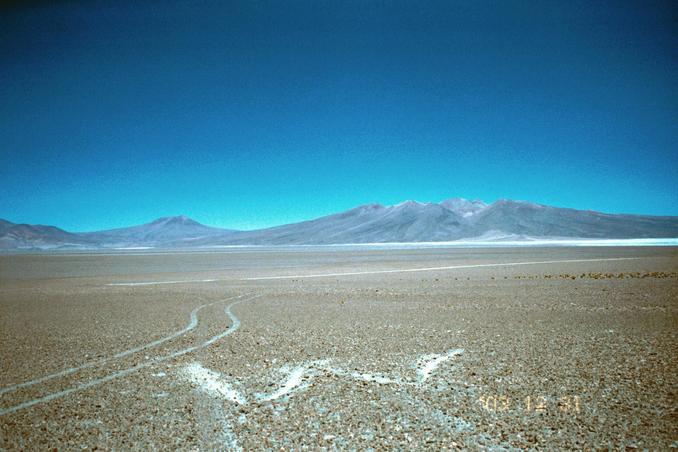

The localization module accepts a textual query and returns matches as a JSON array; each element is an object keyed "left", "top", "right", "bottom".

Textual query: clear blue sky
[{"left": 1, "top": 0, "right": 676, "bottom": 231}]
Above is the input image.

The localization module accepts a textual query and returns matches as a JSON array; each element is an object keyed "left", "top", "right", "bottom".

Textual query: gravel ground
[{"left": 0, "top": 246, "right": 677, "bottom": 450}]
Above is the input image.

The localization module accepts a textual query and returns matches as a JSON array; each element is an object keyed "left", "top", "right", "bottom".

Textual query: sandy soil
[{"left": 0, "top": 246, "right": 677, "bottom": 450}]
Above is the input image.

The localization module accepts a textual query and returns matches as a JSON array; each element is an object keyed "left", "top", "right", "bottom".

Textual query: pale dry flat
[{"left": 0, "top": 247, "right": 676, "bottom": 450}]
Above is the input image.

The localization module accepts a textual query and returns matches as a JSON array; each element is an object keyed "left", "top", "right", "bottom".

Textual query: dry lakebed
[{"left": 1, "top": 246, "right": 676, "bottom": 450}]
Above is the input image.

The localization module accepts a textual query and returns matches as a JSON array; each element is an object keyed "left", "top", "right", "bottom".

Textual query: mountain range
[{"left": 2, "top": 198, "right": 677, "bottom": 250}]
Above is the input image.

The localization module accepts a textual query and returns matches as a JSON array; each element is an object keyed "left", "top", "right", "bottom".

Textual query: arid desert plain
[{"left": 1, "top": 246, "right": 677, "bottom": 450}]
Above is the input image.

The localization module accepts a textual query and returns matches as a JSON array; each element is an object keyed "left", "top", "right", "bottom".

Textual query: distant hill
[
  {"left": 211, "top": 201, "right": 467, "bottom": 245},
  {"left": 0, "top": 219, "right": 90, "bottom": 250},
  {"left": 79, "top": 215, "right": 234, "bottom": 247},
  {"left": 194, "top": 198, "right": 678, "bottom": 245},
  {"left": 464, "top": 199, "right": 678, "bottom": 239},
  {"left": 1, "top": 198, "right": 677, "bottom": 249}
]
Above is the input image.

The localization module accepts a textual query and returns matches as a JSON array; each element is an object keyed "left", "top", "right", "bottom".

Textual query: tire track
[
  {"left": 0, "top": 294, "right": 259, "bottom": 416},
  {"left": 106, "top": 257, "right": 640, "bottom": 286},
  {"left": 0, "top": 295, "right": 242, "bottom": 396}
]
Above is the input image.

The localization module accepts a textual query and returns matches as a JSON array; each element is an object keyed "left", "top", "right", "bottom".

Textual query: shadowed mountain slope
[{"left": 0, "top": 220, "right": 90, "bottom": 249}]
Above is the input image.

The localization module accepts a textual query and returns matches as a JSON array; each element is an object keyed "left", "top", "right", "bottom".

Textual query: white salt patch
[
  {"left": 417, "top": 349, "right": 464, "bottom": 384},
  {"left": 184, "top": 362, "right": 246, "bottom": 405},
  {"left": 217, "top": 416, "right": 242, "bottom": 452},
  {"left": 453, "top": 416, "right": 474, "bottom": 432},
  {"left": 257, "top": 360, "right": 329, "bottom": 402}
]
